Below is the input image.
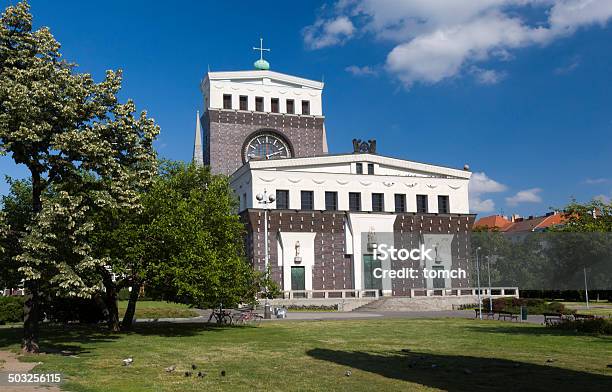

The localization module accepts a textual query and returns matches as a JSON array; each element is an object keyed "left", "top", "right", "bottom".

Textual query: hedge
[
  {"left": 0, "top": 296, "right": 25, "bottom": 323},
  {"left": 550, "top": 318, "right": 612, "bottom": 335},
  {"left": 492, "top": 297, "right": 572, "bottom": 315}
]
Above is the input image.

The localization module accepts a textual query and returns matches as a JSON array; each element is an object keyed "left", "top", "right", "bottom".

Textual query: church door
[
  {"left": 432, "top": 266, "right": 446, "bottom": 289},
  {"left": 363, "top": 255, "right": 382, "bottom": 291},
  {"left": 291, "top": 266, "right": 305, "bottom": 298}
]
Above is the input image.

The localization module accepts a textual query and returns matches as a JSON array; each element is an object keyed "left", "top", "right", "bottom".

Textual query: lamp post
[
  {"left": 476, "top": 246, "right": 482, "bottom": 320},
  {"left": 256, "top": 190, "right": 275, "bottom": 319},
  {"left": 584, "top": 267, "right": 590, "bottom": 310},
  {"left": 486, "top": 255, "right": 493, "bottom": 314}
]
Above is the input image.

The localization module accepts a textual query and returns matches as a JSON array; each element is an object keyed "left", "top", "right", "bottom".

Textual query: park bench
[
  {"left": 573, "top": 313, "right": 595, "bottom": 321},
  {"left": 474, "top": 308, "right": 495, "bottom": 319},
  {"left": 543, "top": 312, "right": 563, "bottom": 326},
  {"left": 497, "top": 311, "right": 519, "bottom": 322}
]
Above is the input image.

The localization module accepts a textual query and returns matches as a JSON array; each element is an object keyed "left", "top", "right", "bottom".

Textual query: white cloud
[
  {"left": 345, "top": 65, "right": 378, "bottom": 76},
  {"left": 469, "top": 172, "right": 508, "bottom": 213},
  {"left": 470, "top": 197, "right": 497, "bottom": 213},
  {"left": 303, "top": 16, "right": 355, "bottom": 49},
  {"left": 303, "top": 0, "right": 612, "bottom": 87},
  {"left": 584, "top": 177, "right": 609, "bottom": 184},
  {"left": 470, "top": 66, "right": 507, "bottom": 84},
  {"left": 505, "top": 188, "right": 543, "bottom": 206},
  {"left": 554, "top": 55, "right": 581, "bottom": 74}
]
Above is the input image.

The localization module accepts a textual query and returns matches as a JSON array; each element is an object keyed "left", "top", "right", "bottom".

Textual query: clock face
[{"left": 243, "top": 132, "right": 292, "bottom": 162}]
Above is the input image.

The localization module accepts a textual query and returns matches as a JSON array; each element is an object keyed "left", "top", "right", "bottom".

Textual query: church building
[{"left": 193, "top": 42, "right": 476, "bottom": 298}]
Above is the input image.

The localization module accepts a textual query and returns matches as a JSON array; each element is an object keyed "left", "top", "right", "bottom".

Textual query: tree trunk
[
  {"left": 121, "top": 283, "right": 140, "bottom": 330},
  {"left": 22, "top": 281, "right": 40, "bottom": 353},
  {"left": 99, "top": 269, "right": 120, "bottom": 332},
  {"left": 23, "top": 169, "right": 43, "bottom": 353}
]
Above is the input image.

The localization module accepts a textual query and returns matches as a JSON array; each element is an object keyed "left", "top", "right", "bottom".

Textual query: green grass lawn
[
  {"left": 1, "top": 318, "right": 610, "bottom": 391},
  {"left": 117, "top": 300, "right": 199, "bottom": 319},
  {"left": 560, "top": 301, "right": 612, "bottom": 317}
]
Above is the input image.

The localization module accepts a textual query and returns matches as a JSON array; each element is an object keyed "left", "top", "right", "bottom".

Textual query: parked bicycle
[
  {"left": 233, "top": 308, "right": 263, "bottom": 325},
  {"left": 207, "top": 304, "right": 232, "bottom": 325}
]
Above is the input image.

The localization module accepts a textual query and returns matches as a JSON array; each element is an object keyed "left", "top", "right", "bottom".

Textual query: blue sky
[{"left": 1, "top": 0, "right": 612, "bottom": 217}]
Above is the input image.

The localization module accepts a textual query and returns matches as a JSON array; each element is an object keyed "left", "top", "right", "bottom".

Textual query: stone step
[{"left": 353, "top": 296, "right": 480, "bottom": 312}]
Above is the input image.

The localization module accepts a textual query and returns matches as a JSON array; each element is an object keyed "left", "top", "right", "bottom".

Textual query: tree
[
  {"left": 0, "top": 2, "right": 158, "bottom": 351},
  {"left": 95, "top": 162, "right": 255, "bottom": 329},
  {"left": 555, "top": 198, "right": 612, "bottom": 232},
  {"left": 0, "top": 178, "right": 32, "bottom": 290}
]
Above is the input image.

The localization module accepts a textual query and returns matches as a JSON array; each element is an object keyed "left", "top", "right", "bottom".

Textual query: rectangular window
[
  {"left": 438, "top": 195, "right": 450, "bottom": 214},
  {"left": 356, "top": 163, "right": 363, "bottom": 174},
  {"left": 286, "top": 99, "right": 295, "bottom": 114},
  {"left": 243, "top": 193, "right": 247, "bottom": 209},
  {"left": 301, "top": 100, "right": 310, "bottom": 115},
  {"left": 276, "top": 190, "right": 289, "bottom": 209},
  {"left": 368, "top": 163, "right": 374, "bottom": 175},
  {"left": 239, "top": 95, "right": 248, "bottom": 110},
  {"left": 255, "top": 96, "right": 264, "bottom": 112},
  {"left": 416, "top": 195, "right": 428, "bottom": 213},
  {"left": 271, "top": 98, "right": 279, "bottom": 113},
  {"left": 223, "top": 94, "right": 232, "bottom": 109},
  {"left": 325, "top": 191, "right": 338, "bottom": 211},
  {"left": 349, "top": 192, "right": 361, "bottom": 212},
  {"left": 394, "top": 194, "right": 406, "bottom": 212},
  {"left": 372, "top": 193, "right": 384, "bottom": 212},
  {"left": 301, "top": 191, "right": 314, "bottom": 210}
]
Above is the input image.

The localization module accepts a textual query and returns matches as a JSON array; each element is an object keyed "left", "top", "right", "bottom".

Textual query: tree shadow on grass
[
  {"left": 307, "top": 348, "right": 612, "bottom": 392},
  {"left": 0, "top": 322, "right": 238, "bottom": 354}
]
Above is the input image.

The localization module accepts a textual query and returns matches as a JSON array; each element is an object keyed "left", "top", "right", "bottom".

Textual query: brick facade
[
  {"left": 204, "top": 109, "right": 325, "bottom": 175},
  {"left": 242, "top": 209, "right": 476, "bottom": 296}
]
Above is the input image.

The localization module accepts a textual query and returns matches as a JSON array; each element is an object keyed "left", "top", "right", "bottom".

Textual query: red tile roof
[{"left": 474, "top": 213, "right": 567, "bottom": 233}]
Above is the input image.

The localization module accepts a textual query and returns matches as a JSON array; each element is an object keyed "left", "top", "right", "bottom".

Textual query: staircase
[{"left": 353, "top": 295, "right": 479, "bottom": 312}]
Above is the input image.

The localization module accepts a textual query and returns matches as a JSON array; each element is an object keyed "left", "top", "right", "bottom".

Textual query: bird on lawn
[
  {"left": 221, "top": 370, "right": 226, "bottom": 377},
  {"left": 122, "top": 357, "right": 133, "bottom": 366},
  {"left": 197, "top": 371, "right": 206, "bottom": 378},
  {"left": 184, "top": 371, "right": 192, "bottom": 377},
  {"left": 164, "top": 365, "right": 176, "bottom": 373},
  {"left": 191, "top": 364, "right": 197, "bottom": 370}
]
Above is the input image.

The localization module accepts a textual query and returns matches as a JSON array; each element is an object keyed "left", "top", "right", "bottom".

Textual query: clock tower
[{"left": 194, "top": 40, "right": 328, "bottom": 175}]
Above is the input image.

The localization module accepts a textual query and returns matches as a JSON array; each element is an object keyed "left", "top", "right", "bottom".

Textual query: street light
[
  {"left": 486, "top": 255, "right": 493, "bottom": 314},
  {"left": 476, "top": 246, "right": 482, "bottom": 320},
  {"left": 256, "top": 190, "right": 275, "bottom": 319}
]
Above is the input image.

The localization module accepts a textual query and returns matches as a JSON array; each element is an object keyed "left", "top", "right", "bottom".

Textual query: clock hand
[{"left": 266, "top": 151, "right": 283, "bottom": 159}]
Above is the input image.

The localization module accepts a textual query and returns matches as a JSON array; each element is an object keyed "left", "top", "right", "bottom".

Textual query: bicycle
[
  {"left": 207, "top": 305, "right": 233, "bottom": 325},
  {"left": 234, "top": 308, "right": 263, "bottom": 325}
]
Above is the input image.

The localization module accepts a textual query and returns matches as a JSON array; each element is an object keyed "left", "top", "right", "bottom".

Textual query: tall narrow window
[
  {"left": 325, "top": 191, "right": 338, "bottom": 211},
  {"left": 255, "top": 96, "right": 264, "bottom": 112},
  {"left": 223, "top": 94, "right": 232, "bottom": 109},
  {"left": 271, "top": 98, "right": 279, "bottom": 113},
  {"left": 301, "top": 191, "right": 314, "bottom": 210},
  {"left": 239, "top": 95, "right": 248, "bottom": 110},
  {"left": 276, "top": 190, "right": 289, "bottom": 209},
  {"left": 356, "top": 163, "right": 363, "bottom": 174},
  {"left": 301, "top": 100, "right": 310, "bottom": 115},
  {"left": 286, "top": 99, "right": 295, "bottom": 114},
  {"left": 243, "top": 193, "right": 247, "bottom": 209},
  {"left": 349, "top": 192, "right": 361, "bottom": 212},
  {"left": 368, "top": 163, "right": 374, "bottom": 175},
  {"left": 416, "top": 195, "right": 428, "bottom": 213},
  {"left": 394, "top": 194, "right": 406, "bottom": 212},
  {"left": 438, "top": 195, "right": 450, "bottom": 214},
  {"left": 372, "top": 193, "right": 384, "bottom": 212}
]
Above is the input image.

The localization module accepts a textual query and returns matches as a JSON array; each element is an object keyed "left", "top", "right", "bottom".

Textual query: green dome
[{"left": 254, "top": 59, "right": 270, "bottom": 70}]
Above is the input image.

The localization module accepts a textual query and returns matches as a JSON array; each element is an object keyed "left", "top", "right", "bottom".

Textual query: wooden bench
[
  {"left": 573, "top": 313, "right": 595, "bottom": 321},
  {"left": 543, "top": 312, "right": 563, "bottom": 326},
  {"left": 497, "top": 311, "right": 519, "bottom": 321},
  {"left": 474, "top": 308, "right": 495, "bottom": 319}
]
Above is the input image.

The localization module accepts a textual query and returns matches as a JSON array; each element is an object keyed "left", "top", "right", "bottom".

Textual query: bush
[
  {"left": 0, "top": 296, "right": 25, "bottom": 323},
  {"left": 491, "top": 297, "right": 572, "bottom": 315},
  {"left": 550, "top": 318, "right": 612, "bottom": 335},
  {"left": 285, "top": 304, "right": 338, "bottom": 312}
]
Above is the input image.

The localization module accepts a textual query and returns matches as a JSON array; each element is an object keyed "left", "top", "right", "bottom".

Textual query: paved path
[
  {"left": 137, "top": 309, "right": 546, "bottom": 325},
  {"left": 0, "top": 351, "right": 60, "bottom": 392}
]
